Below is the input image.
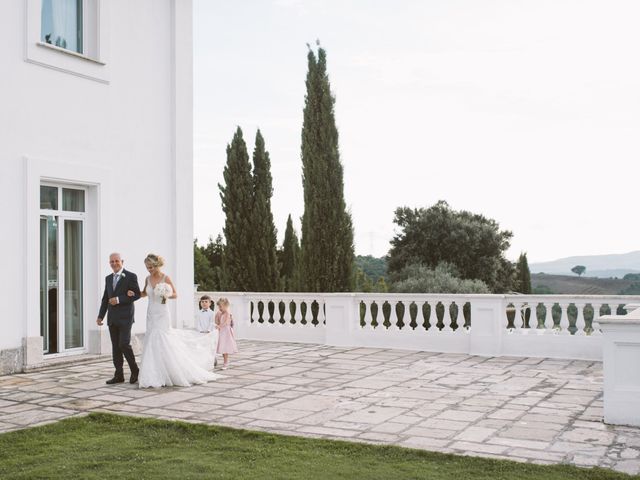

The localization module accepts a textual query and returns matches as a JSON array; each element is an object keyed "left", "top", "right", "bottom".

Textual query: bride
[{"left": 128, "top": 253, "right": 220, "bottom": 388}]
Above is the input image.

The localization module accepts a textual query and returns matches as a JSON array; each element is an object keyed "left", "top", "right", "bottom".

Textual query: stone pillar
[
  {"left": 469, "top": 297, "right": 505, "bottom": 357},
  {"left": 325, "top": 294, "right": 357, "bottom": 347},
  {"left": 599, "top": 306, "right": 640, "bottom": 427}
]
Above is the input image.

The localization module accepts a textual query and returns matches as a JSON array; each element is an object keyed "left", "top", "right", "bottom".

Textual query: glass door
[
  {"left": 39, "top": 185, "right": 86, "bottom": 355},
  {"left": 64, "top": 219, "right": 83, "bottom": 349},
  {"left": 40, "top": 215, "right": 58, "bottom": 354}
]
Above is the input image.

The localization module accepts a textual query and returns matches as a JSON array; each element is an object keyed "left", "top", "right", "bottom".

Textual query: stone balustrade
[{"left": 194, "top": 292, "right": 640, "bottom": 361}]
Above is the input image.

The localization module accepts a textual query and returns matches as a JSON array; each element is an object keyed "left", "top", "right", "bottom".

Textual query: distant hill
[
  {"left": 531, "top": 273, "right": 639, "bottom": 295},
  {"left": 530, "top": 251, "right": 640, "bottom": 278}
]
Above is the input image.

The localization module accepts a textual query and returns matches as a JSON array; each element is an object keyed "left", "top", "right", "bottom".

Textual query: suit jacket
[{"left": 98, "top": 269, "right": 141, "bottom": 327}]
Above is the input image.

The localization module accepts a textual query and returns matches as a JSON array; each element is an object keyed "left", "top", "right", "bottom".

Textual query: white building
[{"left": 0, "top": 0, "right": 194, "bottom": 374}]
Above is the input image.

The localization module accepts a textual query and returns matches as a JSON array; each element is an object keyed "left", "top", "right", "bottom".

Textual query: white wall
[{"left": 0, "top": 0, "right": 194, "bottom": 370}]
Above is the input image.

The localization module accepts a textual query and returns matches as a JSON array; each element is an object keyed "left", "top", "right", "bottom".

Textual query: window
[
  {"left": 40, "top": 0, "right": 83, "bottom": 54},
  {"left": 26, "top": 0, "right": 110, "bottom": 83}
]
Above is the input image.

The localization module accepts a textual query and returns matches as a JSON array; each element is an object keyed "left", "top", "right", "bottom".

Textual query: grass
[{"left": 0, "top": 413, "right": 636, "bottom": 480}]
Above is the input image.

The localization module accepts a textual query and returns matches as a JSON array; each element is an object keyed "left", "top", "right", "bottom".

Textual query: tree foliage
[
  {"left": 219, "top": 127, "right": 257, "bottom": 291},
  {"left": 355, "top": 255, "right": 387, "bottom": 281},
  {"left": 514, "top": 252, "right": 532, "bottom": 294},
  {"left": 571, "top": 265, "right": 586, "bottom": 277},
  {"left": 194, "top": 235, "right": 225, "bottom": 291},
  {"left": 280, "top": 214, "right": 301, "bottom": 292},
  {"left": 299, "top": 44, "right": 354, "bottom": 292},
  {"left": 251, "top": 130, "right": 279, "bottom": 291},
  {"left": 390, "top": 263, "right": 490, "bottom": 294},
  {"left": 387, "top": 201, "right": 513, "bottom": 292}
]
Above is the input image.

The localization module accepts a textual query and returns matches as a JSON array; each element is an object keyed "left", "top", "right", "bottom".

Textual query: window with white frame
[
  {"left": 26, "top": 0, "right": 109, "bottom": 82},
  {"left": 40, "top": 0, "right": 83, "bottom": 53}
]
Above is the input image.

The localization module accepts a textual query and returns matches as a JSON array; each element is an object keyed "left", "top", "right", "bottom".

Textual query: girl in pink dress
[{"left": 215, "top": 298, "right": 238, "bottom": 369}]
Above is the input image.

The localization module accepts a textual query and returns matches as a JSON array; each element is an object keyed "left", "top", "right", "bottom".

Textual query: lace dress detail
[{"left": 138, "top": 276, "right": 220, "bottom": 388}]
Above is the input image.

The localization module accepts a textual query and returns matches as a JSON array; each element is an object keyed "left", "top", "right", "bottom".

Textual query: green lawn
[{"left": 0, "top": 413, "right": 636, "bottom": 480}]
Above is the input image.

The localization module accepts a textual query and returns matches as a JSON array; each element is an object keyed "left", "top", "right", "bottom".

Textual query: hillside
[
  {"left": 530, "top": 251, "right": 640, "bottom": 278},
  {"left": 532, "top": 273, "right": 637, "bottom": 295}
]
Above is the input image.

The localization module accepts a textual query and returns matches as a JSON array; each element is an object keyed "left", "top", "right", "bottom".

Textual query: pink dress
[{"left": 215, "top": 311, "right": 238, "bottom": 354}]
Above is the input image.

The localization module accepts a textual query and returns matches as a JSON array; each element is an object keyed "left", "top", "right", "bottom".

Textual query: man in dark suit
[{"left": 97, "top": 252, "right": 141, "bottom": 384}]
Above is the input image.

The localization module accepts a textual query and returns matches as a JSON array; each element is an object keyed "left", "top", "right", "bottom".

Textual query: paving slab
[{"left": 0, "top": 339, "right": 638, "bottom": 474}]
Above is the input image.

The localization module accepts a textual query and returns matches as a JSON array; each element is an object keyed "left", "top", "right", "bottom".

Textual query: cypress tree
[
  {"left": 281, "top": 214, "right": 301, "bottom": 292},
  {"left": 219, "top": 127, "right": 257, "bottom": 291},
  {"left": 515, "top": 252, "right": 532, "bottom": 294},
  {"left": 251, "top": 130, "right": 279, "bottom": 291},
  {"left": 300, "top": 44, "right": 355, "bottom": 292}
]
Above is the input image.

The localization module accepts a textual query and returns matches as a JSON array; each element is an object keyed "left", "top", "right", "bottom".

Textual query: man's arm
[
  {"left": 117, "top": 274, "right": 141, "bottom": 304},
  {"left": 97, "top": 280, "right": 108, "bottom": 324}
]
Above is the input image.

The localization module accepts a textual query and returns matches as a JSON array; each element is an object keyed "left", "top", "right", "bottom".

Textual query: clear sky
[{"left": 193, "top": 0, "right": 640, "bottom": 264}]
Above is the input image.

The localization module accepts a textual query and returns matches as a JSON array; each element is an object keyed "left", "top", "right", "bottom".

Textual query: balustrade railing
[{"left": 194, "top": 291, "right": 640, "bottom": 361}]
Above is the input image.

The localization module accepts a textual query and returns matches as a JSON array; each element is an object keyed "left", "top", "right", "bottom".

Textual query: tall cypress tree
[
  {"left": 515, "top": 252, "right": 532, "bottom": 294},
  {"left": 251, "top": 130, "right": 279, "bottom": 291},
  {"left": 219, "top": 127, "right": 257, "bottom": 291},
  {"left": 281, "top": 214, "right": 301, "bottom": 292},
  {"left": 300, "top": 44, "right": 355, "bottom": 292}
]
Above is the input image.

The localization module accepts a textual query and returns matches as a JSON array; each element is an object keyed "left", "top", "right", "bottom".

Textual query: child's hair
[
  {"left": 199, "top": 294, "right": 211, "bottom": 306},
  {"left": 216, "top": 297, "right": 230, "bottom": 307}
]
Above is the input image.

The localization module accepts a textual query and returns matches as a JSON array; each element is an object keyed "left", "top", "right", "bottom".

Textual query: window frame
[
  {"left": 25, "top": 0, "right": 111, "bottom": 83},
  {"left": 38, "top": 182, "right": 88, "bottom": 356}
]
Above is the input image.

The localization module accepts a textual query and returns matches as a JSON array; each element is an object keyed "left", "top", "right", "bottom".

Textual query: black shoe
[
  {"left": 106, "top": 376, "right": 125, "bottom": 385},
  {"left": 130, "top": 368, "right": 139, "bottom": 384}
]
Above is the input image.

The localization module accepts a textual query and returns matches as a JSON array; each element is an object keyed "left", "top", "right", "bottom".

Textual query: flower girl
[{"left": 215, "top": 298, "right": 238, "bottom": 370}]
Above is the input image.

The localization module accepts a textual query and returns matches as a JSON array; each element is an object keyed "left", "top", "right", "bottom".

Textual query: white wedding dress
[{"left": 138, "top": 276, "right": 220, "bottom": 388}]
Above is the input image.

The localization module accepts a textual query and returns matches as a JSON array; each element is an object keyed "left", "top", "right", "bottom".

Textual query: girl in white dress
[{"left": 130, "top": 253, "right": 220, "bottom": 388}]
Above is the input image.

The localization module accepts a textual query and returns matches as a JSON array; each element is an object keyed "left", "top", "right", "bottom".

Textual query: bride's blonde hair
[{"left": 144, "top": 253, "right": 165, "bottom": 268}]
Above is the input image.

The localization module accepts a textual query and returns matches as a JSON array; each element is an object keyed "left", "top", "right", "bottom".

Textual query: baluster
[
  {"left": 286, "top": 298, "right": 294, "bottom": 324},
  {"left": 388, "top": 301, "right": 400, "bottom": 330},
  {"left": 575, "top": 303, "right": 586, "bottom": 336},
  {"left": 591, "top": 303, "right": 602, "bottom": 336},
  {"left": 423, "top": 302, "right": 438, "bottom": 333},
  {"left": 464, "top": 302, "right": 472, "bottom": 332},
  {"left": 609, "top": 303, "right": 618, "bottom": 316},
  {"left": 453, "top": 302, "right": 464, "bottom": 333},
  {"left": 318, "top": 299, "right": 327, "bottom": 326},
  {"left": 505, "top": 303, "right": 513, "bottom": 331},
  {"left": 529, "top": 302, "right": 540, "bottom": 334},
  {"left": 543, "top": 302, "right": 554, "bottom": 334},
  {"left": 292, "top": 299, "right": 301, "bottom": 325},
  {"left": 559, "top": 303, "right": 570, "bottom": 335},
  {"left": 442, "top": 300, "right": 454, "bottom": 333},
  {"left": 512, "top": 302, "right": 523, "bottom": 332},
  {"left": 520, "top": 302, "right": 529, "bottom": 331},
  {"left": 362, "top": 300, "right": 373, "bottom": 329},
  {"left": 250, "top": 300, "right": 258, "bottom": 324}
]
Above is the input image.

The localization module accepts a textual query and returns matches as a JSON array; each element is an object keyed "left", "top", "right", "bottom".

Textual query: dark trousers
[{"left": 108, "top": 323, "right": 138, "bottom": 377}]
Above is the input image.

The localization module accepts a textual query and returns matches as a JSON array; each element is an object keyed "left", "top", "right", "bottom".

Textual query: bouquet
[{"left": 154, "top": 282, "right": 173, "bottom": 304}]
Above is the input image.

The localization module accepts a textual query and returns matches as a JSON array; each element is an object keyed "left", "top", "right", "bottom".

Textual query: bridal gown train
[{"left": 138, "top": 276, "right": 220, "bottom": 388}]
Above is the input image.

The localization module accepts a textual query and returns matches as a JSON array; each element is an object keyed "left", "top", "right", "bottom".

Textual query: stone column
[
  {"left": 599, "top": 306, "right": 640, "bottom": 427},
  {"left": 469, "top": 296, "right": 505, "bottom": 357},
  {"left": 325, "top": 294, "right": 357, "bottom": 347}
]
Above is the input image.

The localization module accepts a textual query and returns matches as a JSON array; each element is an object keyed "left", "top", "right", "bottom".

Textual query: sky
[{"left": 193, "top": 0, "right": 640, "bottom": 264}]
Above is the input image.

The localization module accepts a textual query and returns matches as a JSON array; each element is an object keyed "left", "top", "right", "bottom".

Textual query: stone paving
[{"left": 1, "top": 340, "right": 639, "bottom": 475}]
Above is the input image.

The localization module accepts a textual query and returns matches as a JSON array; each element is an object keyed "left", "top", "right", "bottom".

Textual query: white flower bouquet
[{"left": 154, "top": 282, "right": 173, "bottom": 304}]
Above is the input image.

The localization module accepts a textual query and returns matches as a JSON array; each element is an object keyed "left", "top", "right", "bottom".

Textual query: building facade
[{"left": 0, "top": 0, "right": 194, "bottom": 374}]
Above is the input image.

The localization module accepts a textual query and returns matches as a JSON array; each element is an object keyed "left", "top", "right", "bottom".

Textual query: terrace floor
[{"left": 1, "top": 340, "right": 639, "bottom": 475}]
